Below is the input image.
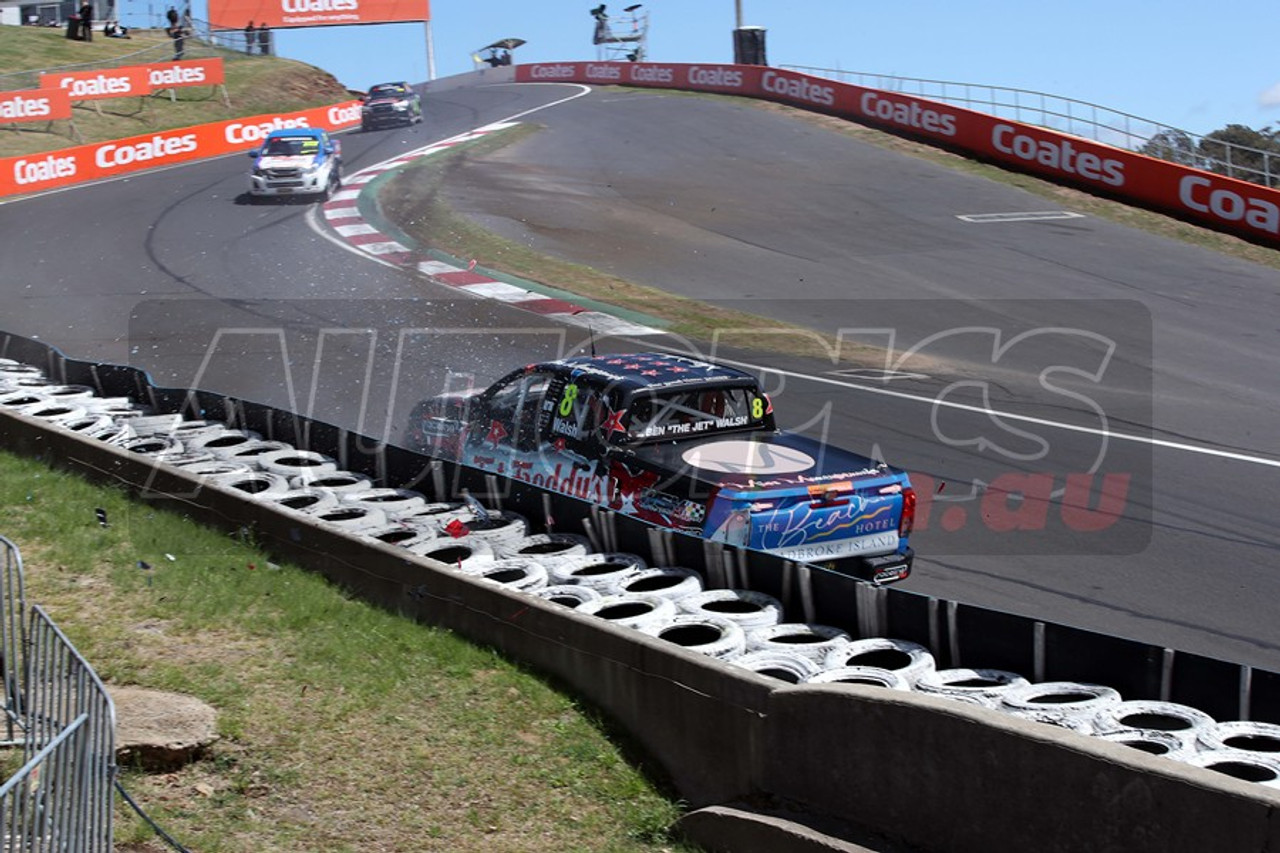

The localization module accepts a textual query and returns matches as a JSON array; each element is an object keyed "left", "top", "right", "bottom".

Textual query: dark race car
[
  {"left": 360, "top": 81, "right": 423, "bottom": 130},
  {"left": 404, "top": 353, "right": 916, "bottom": 583}
]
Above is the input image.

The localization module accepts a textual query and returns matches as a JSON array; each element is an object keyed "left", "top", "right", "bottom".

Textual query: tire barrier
[
  {"left": 406, "top": 537, "right": 496, "bottom": 571},
  {"left": 263, "top": 486, "right": 341, "bottom": 515},
  {"left": 676, "top": 588, "right": 783, "bottom": 631},
  {"left": 1180, "top": 750, "right": 1280, "bottom": 789},
  {"left": 464, "top": 558, "right": 550, "bottom": 593},
  {"left": 532, "top": 584, "right": 603, "bottom": 609},
  {"left": 747, "top": 623, "right": 851, "bottom": 663},
  {"left": 1089, "top": 700, "right": 1215, "bottom": 746},
  {"left": 255, "top": 448, "right": 339, "bottom": 481},
  {"left": 359, "top": 523, "right": 437, "bottom": 550},
  {"left": 1093, "top": 730, "right": 1196, "bottom": 761},
  {"left": 914, "top": 667, "right": 1028, "bottom": 704},
  {"left": 340, "top": 487, "right": 430, "bottom": 518},
  {"left": 822, "top": 637, "right": 937, "bottom": 686},
  {"left": 220, "top": 439, "right": 298, "bottom": 466},
  {"left": 606, "top": 566, "right": 704, "bottom": 601},
  {"left": 184, "top": 429, "right": 264, "bottom": 455},
  {"left": 291, "top": 471, "right": 374, "bottom": 494},
  {"left": 497, "top": 532, "right": 593, "bottom": 564},
  {"left": 547, "top": 552, "right": 648, "bottom": 590},
  {"left": 805, "top": 666, "right": 913, "bottom": 691},
  {"left": 577, "top": 593, "right": 678, "bottom": 631},
  {"left": 729, "top": 650, "right": 824, "bottom": 684},
  {"left": 207, "top": 469, "right": 292, "bottom": 499},
  {"left": 119, "top": 435, "right": 182, "bottom": 457},
  {"left": 173, "top": 459, "right": 253, "bottom": 479},
  {"left": 1196, "top": 720, "right": 1280, "bottom": 757},
  {"left": 308, "top": 503, "right": 388, "bottom": 531},
  {"left": 458, "top": 510, "right": 530, "bottom": 552},
  {"left": 396, "top": 501, "right": 474, "bottom": 534},
  {"left": 641, "top": 614, "right": 747, "bottom": 660},
  {"left": 998, "top": 682, "right": 1123, "bottom": 733},
  {"left": 23, "top": 402, "right": 88, "bottom": 423}
]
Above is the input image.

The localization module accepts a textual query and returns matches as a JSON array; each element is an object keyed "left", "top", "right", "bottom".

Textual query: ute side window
[
  {"left": 479, "top": 370, "right": 552, "bottom": 450},
  {"left": 545, "top": 377, "right": 614, "bottom": 452},
  {"left": 627, "top": 386, "right": 765, "bottom": 441}
]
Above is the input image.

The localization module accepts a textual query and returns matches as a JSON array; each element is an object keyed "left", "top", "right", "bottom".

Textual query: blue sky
[{"left": 125, "top": 1, "right": 1278, "bottom": 137}]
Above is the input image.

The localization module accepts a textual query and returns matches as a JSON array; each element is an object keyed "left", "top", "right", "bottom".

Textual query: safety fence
[
  {"left": 782, "top": 66, "right": 1280, "bottom": 189},
  {"left": 0, "top": 536, "right": 115, "bottom": 853}
]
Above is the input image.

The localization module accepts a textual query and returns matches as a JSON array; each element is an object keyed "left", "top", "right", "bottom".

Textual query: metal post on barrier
[
  {"left": 1033, "top": 621, "right": 1047, "bottom": 683},
  {"left": 1240, "top": 665, "right": 1254, "bottom": 721}
]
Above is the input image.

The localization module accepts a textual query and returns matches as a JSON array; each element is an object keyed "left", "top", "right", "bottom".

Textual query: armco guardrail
[
  {"left": 3, "top": 329, "right": 1280, "bottom": 851},
  {"left": 514, "top": 62, "right": 1280, "bottom": 248}
]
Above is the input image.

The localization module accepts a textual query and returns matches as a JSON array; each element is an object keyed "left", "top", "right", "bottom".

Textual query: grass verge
[{"left": 0, "top": 448, "right": 697, "bottom": 853}]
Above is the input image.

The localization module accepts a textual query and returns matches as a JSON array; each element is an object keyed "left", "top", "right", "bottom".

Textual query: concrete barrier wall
[{"left": 6, "top": 404, "right": 1280, "bottom": 852}]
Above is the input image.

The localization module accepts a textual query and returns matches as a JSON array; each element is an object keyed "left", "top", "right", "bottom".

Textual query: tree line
[{"left": 1141, "top": 124, "right": 1280, "bottom": 187}]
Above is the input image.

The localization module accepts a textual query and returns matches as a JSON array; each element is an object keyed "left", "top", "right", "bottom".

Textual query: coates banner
[
  {"left": 147, "top": 58, "right": 226, "bottom": 89},
  {"left": 0, "top": 100, "right": 360, "bottom": 198},
  {"left": 516, "top": 62, "right": 1280, "bottom": 247},
  {"left": 0, "top": 89, "right": 72, "bottom": 124},
  {"left": 207, "top": 0, "right": 428, "bottom": 30},
  {"left": 39, "top": 67, "right": 152, "bottom": 102}
]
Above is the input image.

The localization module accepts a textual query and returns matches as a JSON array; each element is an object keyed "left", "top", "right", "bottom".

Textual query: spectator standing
[
  {"left": 165, "top": 6, "right": 178, "bottom": 29},
  {"left": 78, "top": 1, "right": 92, "bottom": 40},
  {"left": 166, "top": 7, "right": 185, "bottom": 60},
  {"left": 243, "top": 21, "right": 254, "bottom": 53},
  {"left": 257, "top": 22, "right": 270, "bottom": 55}
]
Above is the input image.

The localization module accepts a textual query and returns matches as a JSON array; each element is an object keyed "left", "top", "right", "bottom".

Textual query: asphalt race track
[{"left": 3, "top": 80, "right": 1279, "bottom": 674}]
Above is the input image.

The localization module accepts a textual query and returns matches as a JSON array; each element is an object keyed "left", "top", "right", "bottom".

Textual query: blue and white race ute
[
  {"left": 405, "top": 353, "right": 917, "bottom": 583},
  {"left": 247, "top": 127, "right": 342, "bottom": 200}
]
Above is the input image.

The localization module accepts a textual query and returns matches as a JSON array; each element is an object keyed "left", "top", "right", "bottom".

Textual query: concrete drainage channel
[{"left": 3, "top": 353, "right": 1280, "bottom": 852}]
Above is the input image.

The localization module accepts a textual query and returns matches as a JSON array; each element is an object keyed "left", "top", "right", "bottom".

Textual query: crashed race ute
[{"left": 405, "top": 353, "right": 916, "bottom": 584}]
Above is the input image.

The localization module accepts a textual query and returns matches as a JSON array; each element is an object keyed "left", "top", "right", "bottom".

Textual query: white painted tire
[
  {"left": 998, "top": 681, "right": 1122, "bottom": 729},
  {"left": 748, "top": 623, "right": 851, "bottom": 663},
  {"left": 805, "top": 665, "right": 913, "bottom": 691},
  {"left": 1197, "top": 720, "right": 1280, "bottom": 756},
  {"left": 291, "top": 471, "right": 374, "bottom": 494},
  {"left": 547, "top": 553, "right": 647, "bottom": 590},
  {"left": 397, "top": 502, "right": 473, "bottom": 534},
  {"left": 606, "top": 567, "right": 704, "bottom": 601},
  {"left": 676, "top": 589, "right": 783, "bottom": 631},
  {"left": 1090, "top": 700, "right": 1214, "bottom": 743},
  {"left": 309, "top": 503, "right": 388, "bottom": 531},
  {"left": 1094, "top": 729, "right": 1195, "bottom": 760},
  {"left": 729, "top": 650, "right": 824, "bottom": 684},
  {"left": 497, "top": 533, "right": 593, "bottom": 563},
  {"left": 641, "top": 614, "right": 746, "bottom": 660},
  {"left": 208, "top": 470, "right": 292, "bottom": 499},
  {"left": 340, "top": 488, "right": 430, "bottom": 518},
  {"left": 533, "top": 585, "right": 603, "bottom": 609},
  {"left": 256, "top": 448, "right": 339, "bottom": 481},
  {"left": 468, "top": 559, "right": 549, "bottom": 593},
  {"left": 914, "top": 667, "right": 1026, "bottom": 703},
  {"left": 120, "top": 435, "right": 183, "bottom": 457},
  {"left": 58, "top": 414, "right": 120, "bottom": 439},
  {"left": 0, "top": 390, "right": 54, "bottom": 410},
  {"left": 1180, "top": 749, "right": 1280, "bottom": 788},
  {"left": 407, "top": 537, "right": 496, "bottom": 571},
  {"left": 459, "top": 511, "right": 530, "bottom": 551},
  {"left": 824, "top": 638, "right": 937, "bottom": 686},
  {"left": 221, "top": 440, "right": 297, "bottom": 466},
  {"left": 264, "top": 487, "right": 341, "bottom": 515},
  {"left": 162, "top": 420, "right": 231, "bottom": 444},
  {"left": 186, "top": 429, "right": 265, "bottom": 455},
  {"left": 179, "top": 460, "right": 255, "bottom": 479},
  {"left": 359, "top": 524, "right": 437, "bottom": 550},
  {"left": 577, "top": 593, "right": 677, "bottom": 631},
  {"left": 36, "top": 384, "right": 97, "bottom": 402},
  {"left": 23, "top": 401, "right": 88, "bottom": 423}
]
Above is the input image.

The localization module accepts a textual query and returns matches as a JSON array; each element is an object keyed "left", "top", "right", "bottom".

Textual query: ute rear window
[
  {"left": 264, "top": 136, "right": 320, "bottom": 156},
  {"left": 627, "top": 387, "right": 766, "bottom": 442}
]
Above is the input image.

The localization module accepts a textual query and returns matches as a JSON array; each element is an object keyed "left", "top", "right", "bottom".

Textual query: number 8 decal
[
  {"left": 559, "top": 382, "right": 579, "bottom": 417},
  {"left": 751, "top": 396, "right": 765, "bottom": 420}
]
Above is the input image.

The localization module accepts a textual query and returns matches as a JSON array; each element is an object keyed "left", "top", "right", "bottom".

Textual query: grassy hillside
[{"left": 0, "top": 25, "right": 352, "bottom": 157}]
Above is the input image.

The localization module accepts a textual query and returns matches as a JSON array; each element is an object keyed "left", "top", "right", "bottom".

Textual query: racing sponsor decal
[
  {"left": 1178, "top": 175, "right": 1280, "bottom": 235},
  {"left": 857, "top": 92, "right": 957, "bottom": 137},
  {"left": 147, "top": 59, "right": 225, "bottom": 89},
  {"left": 207, "top": 0, "right": 429, "bottom": 29},
  {"left": 760, "top": 69, "right": 836, "bottom": 107},
  {"left": 40, "top": 68, "right": 151, "bottom": 101},
  {"left": 990, "top": 123, "right": 1125, "bottom": 187},
  {"left": 0, "top": 89, "right": 71, "bottom": 124}
]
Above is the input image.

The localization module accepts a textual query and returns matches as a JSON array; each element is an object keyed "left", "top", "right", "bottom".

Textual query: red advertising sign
[
  {"left": 0, "top": 100, "right": 360, "bottom": 197},
  {"left": 39, "top": 67, "right": 152, "bottom": 102},
  {"left": 515, "top": 62, "right": 1280, "bottom": 247},
  {"left": 146, "top": 58, "right": 226, "bottom": 89},
  {"left": 0, "top": 88, "right": 72, "bottom": 124},
  {"left": 207, "top": 0, "right": 429, "bottom": 30}
]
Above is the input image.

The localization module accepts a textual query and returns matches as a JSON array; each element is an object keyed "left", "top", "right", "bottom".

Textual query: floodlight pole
[
  {"left": 425, "top": 19, "right": 436, "bottom": 81},
  {"left": 735, "top": 0, "right": 742, "bottom": 29}
]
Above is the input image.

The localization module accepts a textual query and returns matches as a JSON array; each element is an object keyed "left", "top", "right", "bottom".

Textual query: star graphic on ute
[
  {"left": 485, "top": 419, "right": 508, "bottom": 447},
  {"left": 600, "top": 409, "right": 627, "bottom": 437}
]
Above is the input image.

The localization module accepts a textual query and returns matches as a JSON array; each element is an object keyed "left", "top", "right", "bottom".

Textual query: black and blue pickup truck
[{"left": 405, "top": 352, "right": 916, "bottom": 583}]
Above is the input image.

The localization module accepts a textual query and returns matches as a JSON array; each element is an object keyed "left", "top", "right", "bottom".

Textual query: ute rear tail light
[{"left": 898, "top": 486, "right": 916, "bottom": 537}]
